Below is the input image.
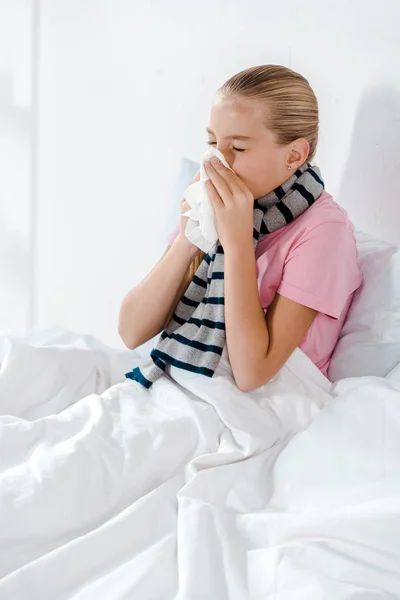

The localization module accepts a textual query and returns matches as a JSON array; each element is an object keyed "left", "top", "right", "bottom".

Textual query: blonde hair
[
  {"left": 219, "top": 64, "right": 319, "bottom": 160},
  {"left": 187, "top": 65, "right": 318, "bottom": 280},
  {"left": 188, "top": 252, "right": 205, "bottom": 281}
]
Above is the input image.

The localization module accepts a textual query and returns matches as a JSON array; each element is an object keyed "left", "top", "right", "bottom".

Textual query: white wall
[
  {"left": 35, "top": 0, "right": 400, "bottom": 348},
  {"left": 0, "top": 0, "right": 34, "bottom": 333}
]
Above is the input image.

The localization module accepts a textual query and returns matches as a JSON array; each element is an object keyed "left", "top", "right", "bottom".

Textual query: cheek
[
  {"left": 232, "top": 155, "right": 270, "bottom": 196},
  {"left": 233, "top": 151, "right": 286, "bottom": 198},
  {"left": 231, "top": 153, "right": 257, "bottom": 180}
]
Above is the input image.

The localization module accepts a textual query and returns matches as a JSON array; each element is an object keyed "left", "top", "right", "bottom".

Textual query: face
[{"left": 207, "top": 94, "right": 308, "bottom": 199}]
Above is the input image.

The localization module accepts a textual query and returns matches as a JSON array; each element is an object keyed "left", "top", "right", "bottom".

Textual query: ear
[{"left": 286, "top": 138, "right": 310, "bottom": 169}]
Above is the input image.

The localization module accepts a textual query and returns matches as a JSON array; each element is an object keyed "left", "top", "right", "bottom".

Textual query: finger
[
  {"left": 210, "top": 158, "right": 254, "bottom": 202},
  {"left": 205, "top": 179, "right": 223, "bottom": 212},
  {"left": 232, "top": 173, "right": 254, "bottom": 201},
  {"left": 204, "top": 162, "right": 232, "bottom": 204},
  {"left": 209, "top": 158, "right": 242, "bottom": 195}
]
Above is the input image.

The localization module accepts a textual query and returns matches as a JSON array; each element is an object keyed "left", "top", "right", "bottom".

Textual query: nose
[{"left": 216, "top": 146, "right": 233, "bottom": 168}]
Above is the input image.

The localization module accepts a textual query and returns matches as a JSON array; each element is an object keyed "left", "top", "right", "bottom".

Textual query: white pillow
[{"left": 328, "top": 232, "right": 400, "bottom": 380}]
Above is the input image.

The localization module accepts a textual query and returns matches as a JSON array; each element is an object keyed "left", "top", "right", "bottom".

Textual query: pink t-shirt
[{"left": 168, "top": 191, "right": 362, "bottom": 376}]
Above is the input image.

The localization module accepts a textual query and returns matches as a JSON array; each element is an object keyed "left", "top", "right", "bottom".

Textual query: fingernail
[{"left": 210, "top": 157, "right": 219, "bottom": 165}]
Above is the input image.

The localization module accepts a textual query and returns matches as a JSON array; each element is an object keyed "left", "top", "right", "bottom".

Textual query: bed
[{"left": 1, "top": 211, "right": 399, "bottom": 597}]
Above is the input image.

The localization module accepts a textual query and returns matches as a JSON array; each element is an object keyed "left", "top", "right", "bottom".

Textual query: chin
[
  {"left": 242, "top": 182, "right": 265, "bottom": 200},
  {"left": 253, "top": 187, "right": 273, "bottom": 200}
]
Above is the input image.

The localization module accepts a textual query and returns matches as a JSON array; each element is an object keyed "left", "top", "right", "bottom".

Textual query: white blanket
[{"left": 0, "top": 327, "right": 399, "bottom": 599}]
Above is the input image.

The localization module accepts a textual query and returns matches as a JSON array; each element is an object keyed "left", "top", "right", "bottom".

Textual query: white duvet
[{"left": 0, "top": 327, "right": 399, "bottom": 599}]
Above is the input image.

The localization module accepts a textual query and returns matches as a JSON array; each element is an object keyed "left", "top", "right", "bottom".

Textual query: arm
[
  {"left": 119, "top": 172, "right": 200, "bottom": 349},
  {"left": 224, "top": 242, "right": 317, "bottom": 391},
  {"left": 118, "top": 238, "right": 198, "bottom": 349},
  {"left": 204, "top": 156, "right": 317, "bottom": 392}
]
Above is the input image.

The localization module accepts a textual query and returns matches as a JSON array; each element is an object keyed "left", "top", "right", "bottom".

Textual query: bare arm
[
  {"left": 119, "top": 171, "right": 200, "bottom": 349},
  {"left": 224, "top": 242, "right": 317, "bottom": 391},
  {"left": 204, "top": 156, "right": 317, "bottom": 392},
  {"left": 118, "top": 238, "right": 198, "bottom": 349}
]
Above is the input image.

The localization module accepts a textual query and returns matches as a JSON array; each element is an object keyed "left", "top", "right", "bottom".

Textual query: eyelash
[{"left": 207, "top": 141, "right": 245, "bottom": 153}]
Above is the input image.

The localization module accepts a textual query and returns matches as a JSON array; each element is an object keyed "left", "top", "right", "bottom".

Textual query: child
[{"left": 119, "top": 65, "right": 362, "bottom": 391}]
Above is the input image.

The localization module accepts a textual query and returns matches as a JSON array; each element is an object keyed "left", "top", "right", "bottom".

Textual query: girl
[{"left": 119, "top": 65, "right": 362, "bottom": 391}]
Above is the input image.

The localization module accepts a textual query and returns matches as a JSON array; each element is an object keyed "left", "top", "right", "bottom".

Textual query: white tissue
[{"left": 183, "top": 147, "right": 232, "bottom": 253}]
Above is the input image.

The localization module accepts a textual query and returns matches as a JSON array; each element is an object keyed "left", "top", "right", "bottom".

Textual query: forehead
[{"left": 208, "top": 95, "right": 266, "bottom": 138}]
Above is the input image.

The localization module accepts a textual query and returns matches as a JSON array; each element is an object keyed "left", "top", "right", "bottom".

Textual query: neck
[{"left": 256, "top": 161, "right": 310, "bottom": 208}]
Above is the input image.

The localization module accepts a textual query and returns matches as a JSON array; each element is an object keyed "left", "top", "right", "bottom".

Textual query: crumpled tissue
[{"left": 183, "top": 147, "right": 232, "bottom": 253}]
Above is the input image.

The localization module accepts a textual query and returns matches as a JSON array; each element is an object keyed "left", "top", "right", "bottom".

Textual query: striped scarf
[{"left": 126, "top": 162, "right": 324, "bottom": 388}]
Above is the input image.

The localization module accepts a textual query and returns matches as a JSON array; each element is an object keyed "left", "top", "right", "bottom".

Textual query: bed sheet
[{"left": 0, "top": 327, "right": 399, "bottom": 599}]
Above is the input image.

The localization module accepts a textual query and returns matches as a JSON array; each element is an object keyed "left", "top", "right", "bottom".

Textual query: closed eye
[{"left": 207, "top": 141, "right": 246, "bottom": 152}]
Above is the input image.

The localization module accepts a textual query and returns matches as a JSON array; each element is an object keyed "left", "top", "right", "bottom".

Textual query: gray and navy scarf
[{"left": 126, "top": 161, "right": 324, "bottom": 388}]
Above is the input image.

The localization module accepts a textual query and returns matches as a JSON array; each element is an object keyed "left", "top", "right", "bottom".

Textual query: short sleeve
[
  {"left": 167, "top": 224, "right": 180, "bottom": 247},
  {"left": 277, "top": 221, "right": 362, "bottom": 319}
]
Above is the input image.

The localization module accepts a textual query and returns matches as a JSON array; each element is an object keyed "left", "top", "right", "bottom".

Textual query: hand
[{"left": 204, "top": 157, "right": 254, "bottom": 250}]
